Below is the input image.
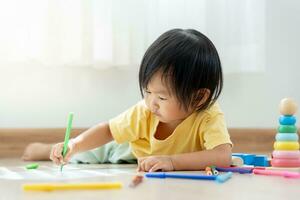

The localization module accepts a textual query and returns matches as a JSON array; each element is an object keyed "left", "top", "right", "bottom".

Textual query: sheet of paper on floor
[{"left": 0, "top": 165, "right": 136, "bottom": 180}]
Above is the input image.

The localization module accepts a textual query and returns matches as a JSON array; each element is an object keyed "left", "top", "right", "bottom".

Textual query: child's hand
[
  {"left": 137, "top": 155, "right": 174, "bottom": 172},
  {"left": 49, "top": 140, "right": 76, "bottom": 165}
]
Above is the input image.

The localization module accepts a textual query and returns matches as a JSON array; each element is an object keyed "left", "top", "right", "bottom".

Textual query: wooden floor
[{"left": 0, "top": 159, "right": 300, "bottom": 200}]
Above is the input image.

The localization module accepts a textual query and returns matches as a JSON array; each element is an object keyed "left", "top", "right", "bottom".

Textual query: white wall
[
  {"left": 0, "top": 67, "right": 141, "bottom": 127},
  {"left": 220, "top": 0, "right": 300, "bottom": 127},
  {"left": 0, "top": 1, "right": 300, "bottom": 128}
]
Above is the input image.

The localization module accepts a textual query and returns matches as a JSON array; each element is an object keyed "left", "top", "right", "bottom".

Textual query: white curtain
[{"left": 0, "top": 0, "right": 265, "bottom": 73}]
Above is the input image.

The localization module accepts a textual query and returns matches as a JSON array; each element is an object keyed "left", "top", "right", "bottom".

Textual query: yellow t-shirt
[{"left": 109, "top": 101, "right": 232, "bottom": 158}]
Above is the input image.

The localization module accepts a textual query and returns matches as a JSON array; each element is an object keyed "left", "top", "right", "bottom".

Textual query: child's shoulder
[
  {"left": 198, "top": 102, "right": 224, "bottom": 118},
  {"left": 190, "top": 102, "right": 226, "bottom": 128},
  {"left": 126, "top": 100, "right": 151, "bottom": 117},
  {"left": 207, "top": 102, "right": 222, "bottom": 112}
]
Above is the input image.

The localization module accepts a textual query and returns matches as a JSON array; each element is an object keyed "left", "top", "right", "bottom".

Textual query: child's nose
[{"left": 150, "top": 100, "right": 159, "bottom": 112}]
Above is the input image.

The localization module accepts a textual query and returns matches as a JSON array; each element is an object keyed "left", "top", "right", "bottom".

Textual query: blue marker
[
  {"left": 216, "top": 172, "right": 233, "bottom": 183},
  {"left": 145, "top": 172, "right": 232, "bottom": 183},
  {"left": 145, "top": 172, "right": 217, "bottom": 180}
]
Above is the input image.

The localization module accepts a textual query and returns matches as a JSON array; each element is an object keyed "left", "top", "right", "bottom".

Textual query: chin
[
  {"left": 156, "top": 116, "right": 167, "bottom": 123},
  {"left": 157, "top": 117, "right": 172, "bottom": 123},
  {"left": 155, "top": 114, "right": 178, "bottom": 124}
]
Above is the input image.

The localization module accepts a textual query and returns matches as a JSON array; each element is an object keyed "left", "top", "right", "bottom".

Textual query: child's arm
[
  {"left": 50, "top": 122, "right": 113, "bottom": 165},
  {"left": 138, "top": 143, "right": 232, "bottom": 172},
  {"left": 72, "top": 122, "right": 113, "bottom": 152},
  {"left": 171, "top": 143, "right": 232, "bottom": 170}
]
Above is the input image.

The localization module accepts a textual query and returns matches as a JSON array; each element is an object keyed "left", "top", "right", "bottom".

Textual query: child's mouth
[{"left": 153, "top": 112, "right": 161, "bottom": 117}]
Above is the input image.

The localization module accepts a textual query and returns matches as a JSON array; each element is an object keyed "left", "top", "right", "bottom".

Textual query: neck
[{"left": 163, "top": 119, "right": 184, "bottom": 130}]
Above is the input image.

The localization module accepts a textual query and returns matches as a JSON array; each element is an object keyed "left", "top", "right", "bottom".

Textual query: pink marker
[{"left": 253, "top": 169, "right": 300, "bottom": 179}]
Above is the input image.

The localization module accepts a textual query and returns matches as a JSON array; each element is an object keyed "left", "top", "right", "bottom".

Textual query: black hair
[{"left": 139, "top": 28, "right": 223, "bottom": 112}]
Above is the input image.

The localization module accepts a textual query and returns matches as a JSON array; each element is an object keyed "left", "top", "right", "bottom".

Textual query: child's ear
[{"left": 195, "top": 88, "right": 210, "bottom": 107}]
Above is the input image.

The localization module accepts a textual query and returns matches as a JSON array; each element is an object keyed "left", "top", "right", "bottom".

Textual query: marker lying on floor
[
  {"left": 145, "top": 172, "right": 232, "bottom": 183},
  {"left": 216, "top": 167, "right": 253, "bottom": 174},
  {"left": 215, "top": 172, "right": 233, "bottom": 183},
  {"left": 253, "top": 169, "right": 300, "bottom": 178},
  {"left": 216, "top": 166, "right": 267, "bottom": 174},
  {"left": 25, "top": 163, "right": 39, "bottom": 170},
  {"left": 22, "top": 182, "right": 122, "bottom": 191}
]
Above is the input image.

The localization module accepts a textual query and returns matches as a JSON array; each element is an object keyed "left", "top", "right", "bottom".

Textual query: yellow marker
[{"left": 22, "top": 182, "right": 122, "bottom": 191}]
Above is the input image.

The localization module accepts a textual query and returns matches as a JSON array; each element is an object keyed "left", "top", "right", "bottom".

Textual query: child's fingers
[
  {"left": 62, "top": 140, "right": 76, "bottom": 163},
  {"left": 53, "top": 157, "right": 61, "bottom": 165},
  {"left": 137, "top": 158, "right": 146, "bottom": 172},
  {"left": 50, "top": 148, "right": 60, "bottom": 165},
  {"left": 55, "top": 144, "right": 67, "bottom": 164},
  {"left": 50, "top": 143, "right": 65, "bottom": 165},
  {"left": 138, "top": 158, "right": 156, "bottom": 172},
  {"left": 50, "top": 152, "right": 61, "bottom": 165},
  {"left": 137, "top": 157, "right": 146, "bottom": 163},
  {"left": 137, "top": 162, "right": 143, "bottom": 172},
  {"left": 63, "top": 152, "right": 73, "bottom": 163},
  {"left": 136, "top": 166, "right": 140, "bottom": 172},
  {"left": 136, "top": 161, "right": 142, "bottom": 172},
  {"left": 54, "top": 144, "right": 64, "bottom": 158},
  {"left": 149, "top": 163, "right": 161, "bottom": 172},
  {"left": 143, "top": 160, "right": 153, "bottom": 172}
]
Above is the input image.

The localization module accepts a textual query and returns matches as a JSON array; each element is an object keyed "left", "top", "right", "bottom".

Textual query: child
[{"left": 29, "top": 29, "right": 232, "bottom": 172}]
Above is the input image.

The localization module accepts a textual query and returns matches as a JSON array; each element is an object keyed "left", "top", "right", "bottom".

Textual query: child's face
[{"left": 144, "top": 72, "right": 194, "bottom": 125}]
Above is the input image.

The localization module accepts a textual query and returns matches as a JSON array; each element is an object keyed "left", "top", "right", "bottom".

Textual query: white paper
[{"left": 0, "top": 165, "right": 135, "bottom": 180}]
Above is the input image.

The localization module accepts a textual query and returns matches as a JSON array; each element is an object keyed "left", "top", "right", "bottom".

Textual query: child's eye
[
  {"left": 145, "top": 90, "right": 151, "bottom": 94},
  {"left": 159, "top": 96, "right": 167, "bottom": 101}
]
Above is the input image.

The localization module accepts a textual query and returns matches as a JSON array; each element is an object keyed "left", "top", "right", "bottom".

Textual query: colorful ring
[
  {"left": 212, "top": 169, "right": 219, "bottom": 175},
  {"left": 279, "top": 115, "right": 296, "bottom": 125},
  {"left": 206, "top": 171, "right": 212, "bottom": 176},
  {"left": 273, "top": 142, "right": 299, "bottom": 150},
  {"left": 272, "top": 150, "right": 300, "bottom": 159},
  {"left": 205, "top": 166, "right": 213, "bottom": 175},
  {"left": 277, "top": 125, "right": 297, "bottom": 133},
  {"left": 276, "top": 133, "right": 299, "bottom": 141},
  {"left": 271, "top": 158, "right": 300, "bottom": 167}
]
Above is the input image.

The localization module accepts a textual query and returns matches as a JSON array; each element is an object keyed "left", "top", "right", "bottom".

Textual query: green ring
[{"left": 277, "top": 125, "right": 297, "bottom": 133}]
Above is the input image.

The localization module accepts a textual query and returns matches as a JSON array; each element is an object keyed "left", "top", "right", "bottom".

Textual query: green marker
[
  {"left": 60, "top": 112, "right": 74, "bottom": 172},
  {"left": 26, "top": 163, "right": 39, "bottom": 170}
]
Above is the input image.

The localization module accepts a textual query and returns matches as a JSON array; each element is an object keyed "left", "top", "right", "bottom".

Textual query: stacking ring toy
[
  {"left": 277, "top": 125, "right": 297, "bottom": 133},
  {"left": 279, "top": 115, "right": 296, "bottom": 125},
  {"left": 274, "top": 141, "right": 299, "bottom": 150},
  {"left": 272, "top": 150, "right": 300, "bottom": 159},
  {"left": 271, "top": 158, "right": 300, "bottom": 167},
  {"left": 275, "top": 133, "right": 299, "bottom": 141}
]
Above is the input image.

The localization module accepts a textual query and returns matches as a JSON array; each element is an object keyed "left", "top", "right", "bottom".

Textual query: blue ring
[
  {"left": 279, "top": 115, "right": 296, "bottom": 125},
  {"left": 276, "top": 133, "right": 299, "bottom": 141}
]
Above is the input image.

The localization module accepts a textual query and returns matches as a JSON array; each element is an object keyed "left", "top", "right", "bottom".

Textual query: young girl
[{"left": 30, "top": 29, "right": 232, "bottom": 172}]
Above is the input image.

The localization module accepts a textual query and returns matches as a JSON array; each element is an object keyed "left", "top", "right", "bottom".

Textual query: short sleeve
[
  {"left": 109, "top": 101, "right": 149, "bottom": 144},
  {"left": 202, "top": 112, "right": 232, "bottom": 150}
]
